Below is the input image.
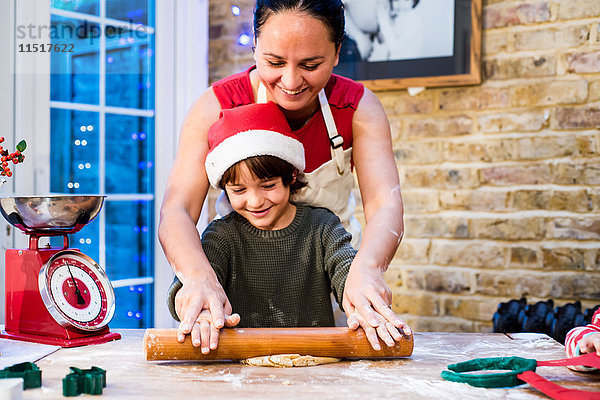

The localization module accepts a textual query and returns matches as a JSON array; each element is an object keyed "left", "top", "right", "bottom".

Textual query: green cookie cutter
[
  {"left": 0, "top": 362, "right": 42, "bottom": 389},
  {"left": 62, "top": 366, "right": 106, "bottom": 396},
  {"left": 441, "top": 356, "right": 538, "bottom": 388}
]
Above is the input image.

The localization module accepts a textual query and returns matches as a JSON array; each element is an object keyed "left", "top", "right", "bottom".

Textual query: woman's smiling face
[{"left": 254, "top": 11, "right": 339, "bottom": 115}]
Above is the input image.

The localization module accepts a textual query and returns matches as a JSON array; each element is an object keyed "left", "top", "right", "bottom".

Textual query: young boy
[
  {"left": 167, "top": 102, "right": 356, "bottom": 350},
  {"left": 565, "top": 308, "right": 600, "bottom": 371}
]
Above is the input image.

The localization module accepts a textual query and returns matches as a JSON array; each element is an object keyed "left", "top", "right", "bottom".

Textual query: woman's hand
[
  {"left": 174, "top": 274, "right": 240, "bottom": 352},
  {"left": 346, "top": 87, "right": 410, "bottom": 350},
  {"left": 342, "top": 263, "right": 411, "bottom": 350},
  {"left": 158, "top": 87, "right": 230, "bottom": 352}
]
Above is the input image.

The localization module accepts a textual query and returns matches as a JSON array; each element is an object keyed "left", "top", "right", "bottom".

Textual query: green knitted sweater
[{"left": 167, "top": 204, "right": 355, "bottom": 327}]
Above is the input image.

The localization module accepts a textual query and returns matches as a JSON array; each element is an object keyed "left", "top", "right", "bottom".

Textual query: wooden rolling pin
[{"left": 144, "top": 327, "right": 413, "bottom": 361}]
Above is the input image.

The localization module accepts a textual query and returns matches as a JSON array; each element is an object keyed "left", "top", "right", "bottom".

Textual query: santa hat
[{"left": 205, "top": 102, "right": 305, "bottom": 188}]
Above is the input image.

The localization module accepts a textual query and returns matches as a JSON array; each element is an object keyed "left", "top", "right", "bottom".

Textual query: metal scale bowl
[{"left": 0, "top": 195, "right": 120, "bottom": 347}]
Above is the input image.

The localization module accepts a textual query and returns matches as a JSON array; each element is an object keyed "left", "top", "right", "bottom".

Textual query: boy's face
[{"left": 224, "top": 162, "right": 296, "bottom": 230}]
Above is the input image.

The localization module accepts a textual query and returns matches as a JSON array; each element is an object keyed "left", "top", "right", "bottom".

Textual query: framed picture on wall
[{"left": 335, "top": 0, "right": 482, "bottom": 91}]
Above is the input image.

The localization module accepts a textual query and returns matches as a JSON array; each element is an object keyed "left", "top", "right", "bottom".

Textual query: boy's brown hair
[{"left": 219, "top": 155, "right": 307, "bottom": 195}]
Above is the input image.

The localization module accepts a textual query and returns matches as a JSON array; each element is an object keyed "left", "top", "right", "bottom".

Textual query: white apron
[{"left": 215, "top": 84, "right": 362, "bottom": 249}]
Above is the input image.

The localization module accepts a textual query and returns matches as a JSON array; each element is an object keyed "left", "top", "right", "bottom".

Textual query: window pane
[
  {"left": 105, "top": 200, "right": 154, "bottom": 328},
  {"left": 51, "top": 0, "right": 99, "bottom": 15},
  {"left": 50, "top": 109, "right": 99, "bottom": 193},
  {"left": 112, "top": 285, "right": 153, "bottom": 328},
  {"left": 49, "top": 0, "right": 156, "bottom": 331},
  {"left": 104, "top": 200, "right": 153, "bottom": 280},
  {"left": 48, "top": 214, "right": 100, "bottom": 263},
  {"left": 105, "top": 114, "right": 154, "bottom": 194},
  {"left": 51, "top": 15, "right": 100, "bottom": 104},
  {"left": 106, "top": 0, "right": 152, "bottom": 26},
  {"left": 105, "top": 31, "right": 154, "bottom": 109},
  {"left": 71, "top": 213, "right": 101, "bottom": 262}
]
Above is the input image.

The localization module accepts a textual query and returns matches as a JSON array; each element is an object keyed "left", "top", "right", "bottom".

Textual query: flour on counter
[
  {"left": 341, "top": 362, "right": 535, "bottom": 400},
  {"left": 0, "top": 339, "right": 60, "bottom": 369}
]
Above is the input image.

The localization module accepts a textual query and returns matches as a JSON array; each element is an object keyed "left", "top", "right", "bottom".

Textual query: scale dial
[{"left": 39, "top": 250, "right": 116, "bottom": 331}]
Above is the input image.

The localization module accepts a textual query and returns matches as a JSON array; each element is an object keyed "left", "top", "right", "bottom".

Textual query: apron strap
[
  {"left": 257, "top": 83, "right": 267, "bottom": 104},
  {"left": 318, "top": 89, "right": 345, "bottom": 175}
]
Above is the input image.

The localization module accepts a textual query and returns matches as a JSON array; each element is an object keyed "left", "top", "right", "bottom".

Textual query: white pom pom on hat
[{"left": 205, "top": 102, "right": 305, "bottom": 188}]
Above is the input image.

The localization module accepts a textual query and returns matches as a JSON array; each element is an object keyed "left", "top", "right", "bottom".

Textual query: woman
[{"left": 159, "top": 0, "right": 409, "bottom": 352}]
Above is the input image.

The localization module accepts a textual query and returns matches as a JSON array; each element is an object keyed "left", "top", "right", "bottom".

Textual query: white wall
[
  {"left": 0, "top": 0, "right": 51, "bottom": 323},
  {"left": 0, "top": 0, "right": 15, "bottom": 324}
]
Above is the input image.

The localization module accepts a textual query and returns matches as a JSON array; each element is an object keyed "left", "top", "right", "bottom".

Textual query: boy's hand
[
  {"left": 192, "top": 310, "right": 240, "bottom": 354},
  {"left": 174, "top": 275, "right": 238, "bottom": 351},
  {"left": 579, "top": 333, "right": 600, "bottom": 356}
]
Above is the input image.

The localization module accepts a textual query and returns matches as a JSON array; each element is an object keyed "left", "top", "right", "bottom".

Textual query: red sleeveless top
[{"left": 212, "top": 66, "right": 364, "bottom": 173}]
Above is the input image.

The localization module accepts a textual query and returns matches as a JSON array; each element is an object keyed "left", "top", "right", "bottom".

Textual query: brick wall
[{"left": 208, "top": 0, "right": 600, "bottom": 332}]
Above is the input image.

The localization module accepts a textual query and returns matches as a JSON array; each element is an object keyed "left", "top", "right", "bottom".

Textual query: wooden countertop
[{"left": 20, "top": 330, "right": 598, "bottom": 399}]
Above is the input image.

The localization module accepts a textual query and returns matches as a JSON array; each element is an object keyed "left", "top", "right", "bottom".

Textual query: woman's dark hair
[
  {"left": 219, "top": 155, "right": 307, "bottom": 195},
  {"left": 254, "top": 0, "right": 345, "bottom": 48}
]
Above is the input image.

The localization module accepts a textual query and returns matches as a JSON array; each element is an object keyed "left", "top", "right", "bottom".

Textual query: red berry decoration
[{"left": 0, "top": 139, "right": 26, "bottom": 180}]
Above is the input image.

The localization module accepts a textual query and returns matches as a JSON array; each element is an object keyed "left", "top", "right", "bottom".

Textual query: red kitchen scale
[{"left": 0, "top": 195, "right": 121, "bottom": 347}]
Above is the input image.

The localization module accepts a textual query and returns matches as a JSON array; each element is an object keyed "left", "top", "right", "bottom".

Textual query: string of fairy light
[{"left": 232, "top": 5, "right": 252, "bottom": 46}]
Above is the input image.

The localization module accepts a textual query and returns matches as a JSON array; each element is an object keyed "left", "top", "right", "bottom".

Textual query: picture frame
[{"left": 335, "top": 0, "right": 482, "bottom": 91}]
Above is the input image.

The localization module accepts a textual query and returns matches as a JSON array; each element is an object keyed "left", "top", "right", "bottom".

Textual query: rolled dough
[{"left": 241, "top": 354, "right": 341, "bottom": 367}]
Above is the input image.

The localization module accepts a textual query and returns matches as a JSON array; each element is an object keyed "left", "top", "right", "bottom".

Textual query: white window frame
[
  {"left": 0, "top": 0, "right": 209, "bottom": 328},
  {"left": 154, "top": 0, "right": 209, "bottom": 327}
]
